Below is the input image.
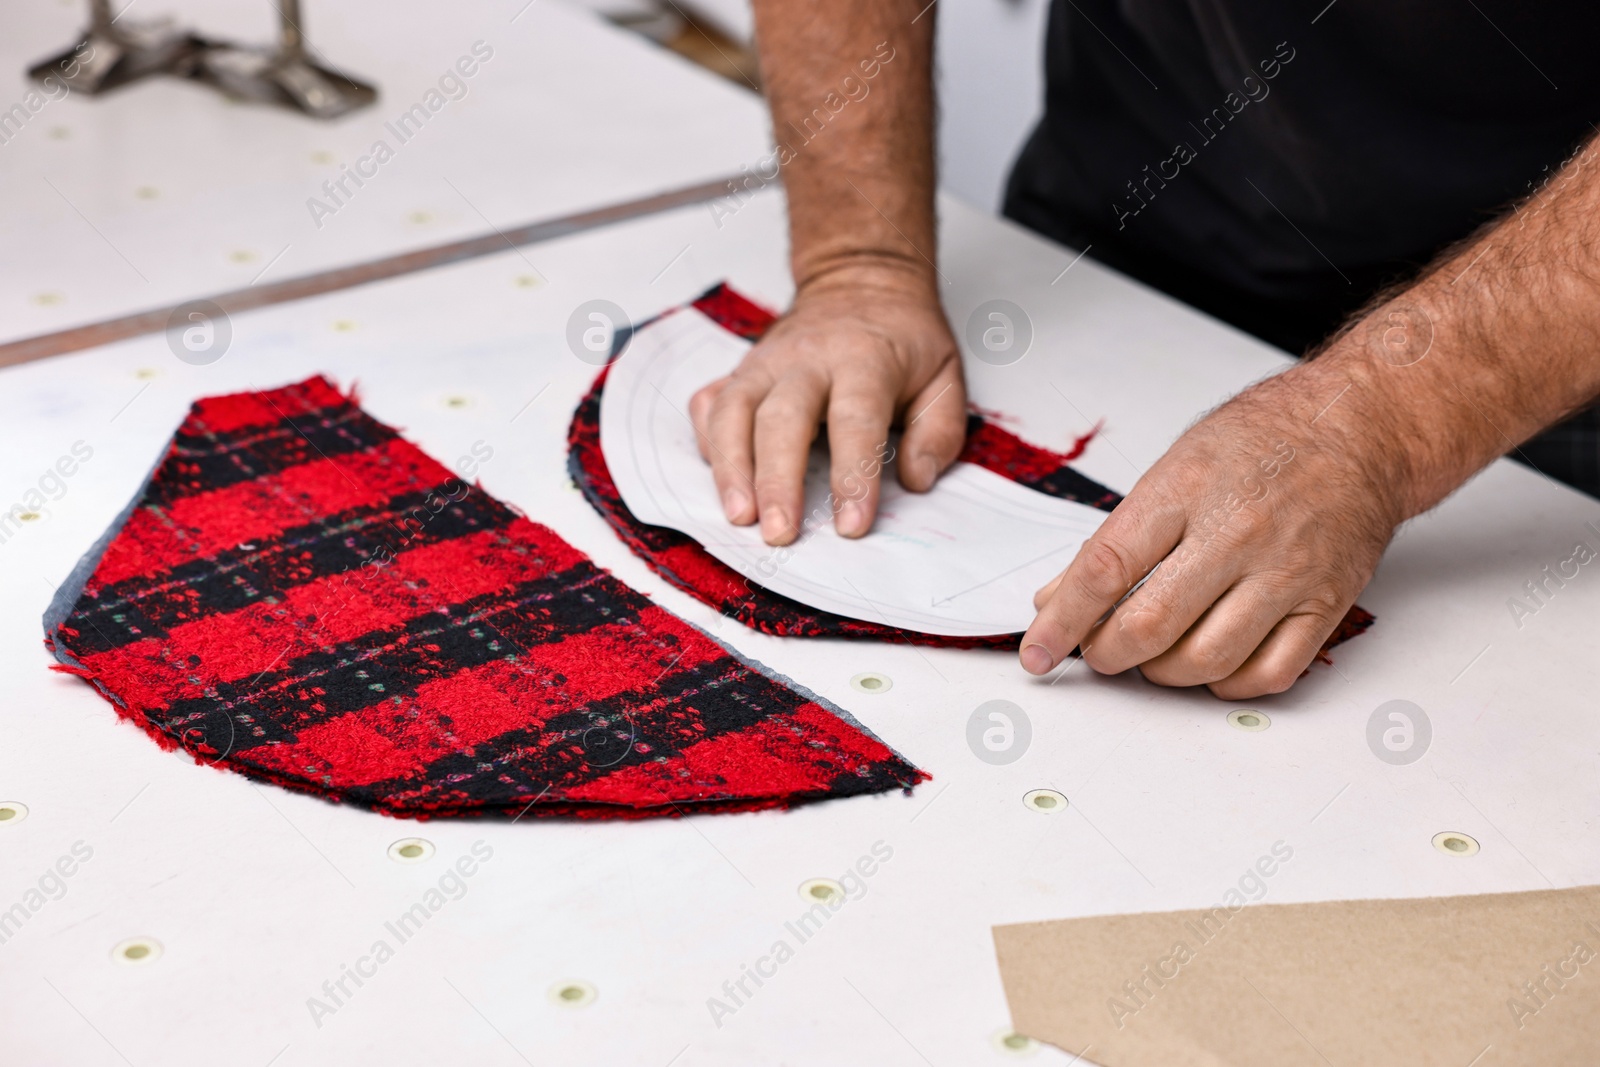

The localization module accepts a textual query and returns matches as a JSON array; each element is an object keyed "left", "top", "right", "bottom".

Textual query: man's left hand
[{"left": 1020, "top": 355, "right": 1404, "bottom": 699}]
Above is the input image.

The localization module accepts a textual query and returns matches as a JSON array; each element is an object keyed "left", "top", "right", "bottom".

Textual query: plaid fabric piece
[
  {"left": 570, "top": 283, "right": 1374, "bottom": 661},
  {"left": 44, "top": 376, "right": 926, "bottom": 819}
]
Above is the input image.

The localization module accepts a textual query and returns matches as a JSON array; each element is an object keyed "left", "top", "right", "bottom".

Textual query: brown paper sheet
[{"left": 994, "top": 886, "right": 1600, "bottom": 1066}]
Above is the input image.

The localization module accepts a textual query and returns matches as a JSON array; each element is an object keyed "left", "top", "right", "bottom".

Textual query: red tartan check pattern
[{"left": 45, "top": 376, "right": 926, "bottom": 819}]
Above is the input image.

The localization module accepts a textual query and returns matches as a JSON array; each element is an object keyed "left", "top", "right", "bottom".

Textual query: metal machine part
[
  {"left": 27, "top": 0, "right": 202, "bottom": 94},
  {"left": 189, "top": 0, "right": 377, "bottom": 119},
  {"left": 28, "top": 0, "right": 376, "bottom": 119}
]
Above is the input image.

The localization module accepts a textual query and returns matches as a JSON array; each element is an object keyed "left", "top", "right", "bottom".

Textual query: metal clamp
[
  {"left": 28, "top": 0, "right": 377, "bottom": 120},
  {"left": 28, "top": 0, "right": 202, "bottom": 94}
]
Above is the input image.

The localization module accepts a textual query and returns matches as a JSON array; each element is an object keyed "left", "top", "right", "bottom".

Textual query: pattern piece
[
  {"left": 44, "top": 377, "right": 926, "bottom": 819},
  {"left": 570, "top": 283, "right": 1374, "bottom": 659}
]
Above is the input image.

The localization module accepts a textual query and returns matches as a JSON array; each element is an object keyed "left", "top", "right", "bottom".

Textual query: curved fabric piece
[
  {"left": 44, "top": 376, "right": 926, "bottom": 819},
  {"left": 569, "top": 283, "right": 1374, "bottom": 659}
]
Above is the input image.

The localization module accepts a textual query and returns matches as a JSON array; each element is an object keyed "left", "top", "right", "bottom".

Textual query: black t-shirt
[{"left": 1004, "top": 0, "right": 1600, "bottom": 354}]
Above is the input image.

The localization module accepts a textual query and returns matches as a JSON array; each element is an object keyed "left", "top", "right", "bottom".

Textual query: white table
[
  {"left": 2, "top": 188, "right": 1597, "bottom": 1066},
  {"left": 0, "top": 0, "right": 768, "bottom": 349}
]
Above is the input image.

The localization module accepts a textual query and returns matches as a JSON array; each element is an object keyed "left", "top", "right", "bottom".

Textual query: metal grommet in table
[
  {"left": 0, "top": 801, "right": 28, "bottom": 825},
  {"left": 991, "top": 1029, "right": 1040, "bottom": 1055},
  {"left": 1227, "top": 708, "right": 1270, "bottom": 732},
  {"left": 850, "top": 672, "right": 892, "bottom": 694},
  {"left": 549, "top": 979, "right": 598, "bottom": 1007},
  {"left": 798, "top": 878, "right": 845, "bottom": 905},
  {"left": 112, "top": 937, "right": 163, "bottom": 965},
  {"left": 1022, "top": 789, "right": 1068, "bottom": 814},
  {"left": 1432, "top": 831, "right": 1480, "bottom": 856},
  {"left": 388, "top": 837, "right": 435, "bottom": 863}
]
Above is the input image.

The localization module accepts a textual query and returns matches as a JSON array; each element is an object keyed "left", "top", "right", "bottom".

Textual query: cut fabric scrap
[
  {"left": 570, "top": 282, "right": 1374, "bottom": 660},
  {"left": 44, "top": 376, "right": 926, "bottom": 819}
]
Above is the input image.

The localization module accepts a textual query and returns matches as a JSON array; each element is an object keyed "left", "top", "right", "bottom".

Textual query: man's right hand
[{"left": 688, "top": 266, "right": 968, "bottom": 546}]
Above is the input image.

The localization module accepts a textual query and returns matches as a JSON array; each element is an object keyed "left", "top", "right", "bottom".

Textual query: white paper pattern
[{"left": 599, "top": 307, "right": 1109, "bottom": 636}]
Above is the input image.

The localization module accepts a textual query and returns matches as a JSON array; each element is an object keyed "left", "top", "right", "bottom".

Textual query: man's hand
[
  {"left": 689, "top": 269, "right": 967, "bottom": 546},
  {"left": 1022, "top": 130, "right": 1600, "bottom": 698},
  {"left": 1019, "top": 356, "right": 1402, "bottom": 698},
  {"left": 721, "top": 0, "right": 945, "bottom": 544}
]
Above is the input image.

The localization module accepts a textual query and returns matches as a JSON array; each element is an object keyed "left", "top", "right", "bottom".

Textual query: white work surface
[
  {"left": 0, "top": 0, "right": 766, "bottom": 346},
  {"left": 2, "top": 189, "right": 1598, "bottom": 1066}
]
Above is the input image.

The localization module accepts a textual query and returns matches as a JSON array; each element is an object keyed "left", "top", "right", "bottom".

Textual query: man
[{"left": 688, "top": 1, "right": 1600, "bottom": 698}]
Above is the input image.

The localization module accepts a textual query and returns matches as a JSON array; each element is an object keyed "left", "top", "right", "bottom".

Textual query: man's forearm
[
  {"left": 749, "top": 0, "right": 938, "bottom": 296},
  {"left": 694, "top": 2, "right": 964, "bottom": 546},
  {"left": 1312, "top": 133, "right": 1600, "bottom": 517}
]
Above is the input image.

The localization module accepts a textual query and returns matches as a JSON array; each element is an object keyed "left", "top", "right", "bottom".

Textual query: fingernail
[
  {"left": 914, "top": 453, "right": 938, "bottom": 490},
  {"left": 837, "top": 498, "right": 868, "bottom": 537},
  {"left": 1020, "top": 643, "right": 1055, "bottom": 675},
  {"left": 723, "top": 487, "right": 750, "bottom": 521},
  {"left": 760, "top": 505, "right": 792, "bottom": 544}
]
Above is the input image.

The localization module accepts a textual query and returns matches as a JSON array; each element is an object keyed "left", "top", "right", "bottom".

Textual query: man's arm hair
[
  {"left": 1315, "top": 131, "right": 1600, "bottom": 516},
  {"left": 748, "top": 0, "right": 939, "bottom": 298}
]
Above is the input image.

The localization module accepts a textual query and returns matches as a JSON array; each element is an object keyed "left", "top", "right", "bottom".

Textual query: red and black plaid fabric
[
  {"left": 569, "top": 283, "right": 1374, "bottom": 658},
  {"left": 44, "top": 377, "right": 926, "bottom": 819}
]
